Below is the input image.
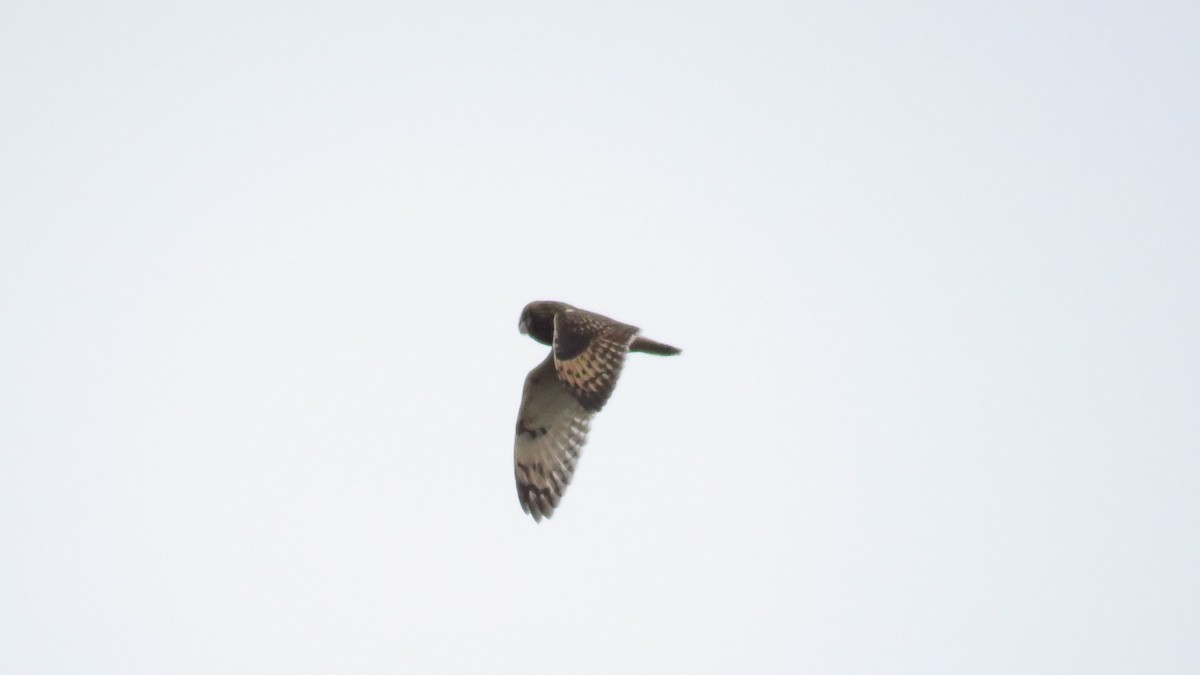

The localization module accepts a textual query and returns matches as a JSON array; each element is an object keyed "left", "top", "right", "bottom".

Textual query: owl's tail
[{"left": 631, "top": 335, "right": 682, "bottom": 356}]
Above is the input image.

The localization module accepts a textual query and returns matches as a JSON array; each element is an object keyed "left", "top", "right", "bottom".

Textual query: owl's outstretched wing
[
  {"left": 514, "top": 355, "right": 595, "bottom": 522},
  {"left": 552, "top": 309, "right": 639, "bottom": 412}
]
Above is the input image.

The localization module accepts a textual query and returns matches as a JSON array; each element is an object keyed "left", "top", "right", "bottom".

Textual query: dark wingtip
[
  {"left": 630, "top": 336, "right": 682, "bottom": 356},
  {"left": 518, "top": 487, "right": 556, "bottom": 522}
]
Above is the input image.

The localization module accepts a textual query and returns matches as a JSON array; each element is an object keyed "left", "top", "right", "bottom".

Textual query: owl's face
[{"left": 519, "top": 301, "right": 572, "bottom": 346}]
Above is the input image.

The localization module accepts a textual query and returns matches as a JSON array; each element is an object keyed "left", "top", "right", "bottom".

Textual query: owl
[{"left": 514, "top": 301, "right": 680, "bottom": 521}]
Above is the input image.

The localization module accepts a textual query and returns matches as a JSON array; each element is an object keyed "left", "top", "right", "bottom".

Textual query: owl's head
[{"left": 518, "top": 300, "right": 573, "bottom": 346}]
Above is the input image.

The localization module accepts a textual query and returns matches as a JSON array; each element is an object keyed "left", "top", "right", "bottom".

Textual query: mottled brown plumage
[{"left": 513, "top": 301, "right": 680, "bottom": 521}]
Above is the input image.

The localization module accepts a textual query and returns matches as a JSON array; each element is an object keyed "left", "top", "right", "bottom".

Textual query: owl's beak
[{"left": 518, "top": 318, "right": 528, "bottom": 335}]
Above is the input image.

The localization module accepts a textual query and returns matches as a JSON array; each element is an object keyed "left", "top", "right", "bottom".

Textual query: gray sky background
[{"left": 2, "top": 1, "right": 1198, "bottom": 673}]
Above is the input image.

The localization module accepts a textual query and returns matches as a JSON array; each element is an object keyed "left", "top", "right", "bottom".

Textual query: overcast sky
[{"left": 2, "top": 1, "right": 1198, "bottom": 673}]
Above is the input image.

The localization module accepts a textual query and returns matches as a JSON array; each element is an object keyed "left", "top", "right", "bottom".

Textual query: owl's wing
[
  {"left": 514, "top": 355, "right": 595, "bottom": 521},
  {"left": 552, "top": 309, "right": 639, "bottom": 412}
]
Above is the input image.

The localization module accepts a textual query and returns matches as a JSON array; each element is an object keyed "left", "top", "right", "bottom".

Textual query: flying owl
[{"left": 514, "top": 301, "right": 680, "bottom": 522}]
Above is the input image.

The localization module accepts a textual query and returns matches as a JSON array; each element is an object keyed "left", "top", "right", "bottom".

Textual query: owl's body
[{"left": 513, "top": 301, "right": 680, "bottom": 521}]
